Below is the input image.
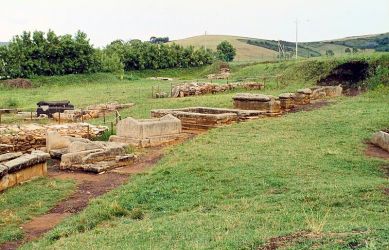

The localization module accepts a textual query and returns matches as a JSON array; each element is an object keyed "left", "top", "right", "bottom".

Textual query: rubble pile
[
  {"left": 52, "top": 102, "right": 134, "bottom": 122},
  {"left": 0, "top": 123, "right": 107, "bottom": 154},
  {"left": 47, "top": 131, "right": 135, "bottom": 173}
]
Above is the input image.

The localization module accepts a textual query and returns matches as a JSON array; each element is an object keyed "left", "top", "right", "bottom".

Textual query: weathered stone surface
[
  {"left": 297, "top": 88, "right": 313, "bottom": 95},
  {"left": 372, "top": 131, "right": 389, "bottom": 152},
  {"left": 4, "top": 150, "right": 50, "bottom": 173},
  {"left": 111, "top": 115, "right": 182, "bottom": 147},
  {"left": 0, "top": 152, "right": 23, "bottom": 163},
  {"left": 152, "top": 107, "right": 265, "bottom": 131},
  {"left": 233, "top": 94, "right": 281, "bottom": 114},
  {"left": 51, "top": 132, "right": 132, "bottom": 173},
  {"left": 0, "top": 151, "right": 49, "bottom": 191},
  {"left": 0, "top": 123, "right": 107, "bottom": 154}
]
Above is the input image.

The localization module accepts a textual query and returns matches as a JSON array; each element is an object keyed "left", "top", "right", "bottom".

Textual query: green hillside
[{"left": 171, "top": 33, "right": 389, "bottom": 61}]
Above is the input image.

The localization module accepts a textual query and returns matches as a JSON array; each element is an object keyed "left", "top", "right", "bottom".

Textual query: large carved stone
[
  {"left": 233, "top": 94, "right": 281, "bottom": 114},
  {"left": 110, "top": 115, "right": 183, "bottom": 147}
]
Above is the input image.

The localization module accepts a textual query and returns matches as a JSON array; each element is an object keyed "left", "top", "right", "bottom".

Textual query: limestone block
[
  {"left": 372, "top": 131, "right": 389, "bottom": 152},
  {"left": 116, "top": 114, "right": 181, "bottom": 139},
  {"left": 0, "top": 152, "right": 23, "bottom": 163}
]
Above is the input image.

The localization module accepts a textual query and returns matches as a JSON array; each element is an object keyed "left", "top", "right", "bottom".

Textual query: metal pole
[{"left": 295, "top": 18, "right": 298, "bottom": 60}]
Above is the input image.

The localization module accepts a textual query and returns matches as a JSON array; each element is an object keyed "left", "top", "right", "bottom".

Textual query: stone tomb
[
  {"left": 278, "top": 93, "right": 296, "bottom": 110},
  {"left": 109, "top": 114, "right": 183, "bottom": 147},
  {"left": 294, "top": 88, "right": 313, "bottom": 105},
  {"left": 371, "top": 130, "right": 389, "bottom": 152},
  {"left": 151, "top": 107, "right": 264, "bottom": 131},
  {"left": 0, "top": 151, "right": 50, "bottom": 192},
  {"left": 233, "top": 94, "right": 281, "bottom": 114},
  {"left": 47, "top": 132, "right": 135, "bottom": 173}
]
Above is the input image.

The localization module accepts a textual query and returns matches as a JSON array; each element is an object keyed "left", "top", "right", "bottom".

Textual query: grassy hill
[
  {"left": 170, "top": 35, "right": 278, "bottom": 62},
  {"left": 171, "top": 33, "right": 389, "bottom": 61}
]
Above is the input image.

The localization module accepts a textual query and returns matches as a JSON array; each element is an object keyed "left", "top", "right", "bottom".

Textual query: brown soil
[
  {"left": 2, "top": 78, "right": 33, "bottom": 89},
  {"left": 364, "top": 143, "right": 389, "bottom": 160}
]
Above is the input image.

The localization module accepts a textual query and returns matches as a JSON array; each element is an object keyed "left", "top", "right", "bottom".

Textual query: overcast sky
[{"left": 1, "top": 0, "right": 388, "bottom": 47}]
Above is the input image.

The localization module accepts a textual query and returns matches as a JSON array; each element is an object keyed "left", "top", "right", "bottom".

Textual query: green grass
[
  {"left": 20, "top": 85, "right": 389, "bottom": 249},
  {"left": 0, "top": 178, "right": 76, "bottom": 244}
]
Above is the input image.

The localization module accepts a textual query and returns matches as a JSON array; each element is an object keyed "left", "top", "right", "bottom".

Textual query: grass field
[
  {"left": 20, "top": 86, "right": 389, "bottom": 249},
  {"left": 0, "top": 178, "right": 75, "bottom": 244},
  {"left": 0, "top": 55, "right": 388, "bottom": 249}
]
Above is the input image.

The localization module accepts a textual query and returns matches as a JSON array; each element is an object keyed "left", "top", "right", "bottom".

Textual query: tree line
[{"left": 0, "top": 30, "right": 236, "bottom": 79}]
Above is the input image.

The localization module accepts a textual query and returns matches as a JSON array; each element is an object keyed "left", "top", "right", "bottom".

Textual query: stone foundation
[
  {"left": 278, "top": 93, "right": 296, "bottom": 110},
  {"left": 233, "top": 94, "right": 281, "bottom": 114},
  {"left": 152, "top": 107, "right": 264, "bottom": 131},
  {"left": 109, "top": 115, "right": 183, "bottom": 147},
  {"left": 294, "top": 88, "right": 313, "bottom": 105},
  {"left": 0, "top": 151, "right": 49, "bottom": 192}
]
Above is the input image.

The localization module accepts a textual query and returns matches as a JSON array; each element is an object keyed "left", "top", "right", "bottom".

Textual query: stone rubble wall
[
  {"left": 171, "top": 82, "right": 264, "bottom": 98},
  {"left": 0, "top": 123, "right": 107, "bottom": 154},
  {"left": 52, "top": 102, "right": 134, "bottom": 122}
]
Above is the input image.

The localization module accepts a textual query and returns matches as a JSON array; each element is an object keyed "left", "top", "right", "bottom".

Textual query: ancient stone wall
[{"left": 0, "top": 123, "right": 107, "bottom": 154}]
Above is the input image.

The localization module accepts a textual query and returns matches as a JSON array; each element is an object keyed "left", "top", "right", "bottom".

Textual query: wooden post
[
  {"left": 81, "top": 109, "right": 84, "bottom": 123},
  {"left": 115, "top": 111, "right": 118, "bottom": 124},
  {"left": 152, "top": 86, "right": 154, "bottom": 98},
  {"left": 103, "top": 110, "right": 106, "bottom": 124},
  {"left": 110, "top": 121, "right": 114, "bottom": 135},
  {"left": 58, "top": 112, "right": 61, "bottom": 124},
  {"left": 30, "top": 111, "right": 33, "bottom": 121}
]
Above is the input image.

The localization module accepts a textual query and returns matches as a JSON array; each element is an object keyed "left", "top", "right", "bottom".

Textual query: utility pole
[
  {"left": 295, "top": 19, "right": 298, "bottom": 60},
  {"left": 204, "top": 31, "right": 207, "bottom": 51}
]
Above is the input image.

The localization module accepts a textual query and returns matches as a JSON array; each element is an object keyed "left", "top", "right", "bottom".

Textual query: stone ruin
[
  {"left": 109, "top": 114, "right": 183, "bottom": 147},
  {"left": 0, "top": 123, "right": 107, "bottom": 154},
  {"left": 171, "top": 82, "right": 264, "bottom": 98},
  {"left": 233, "top": 85, "right": 343, "bottom": 114},
  {"left": 0, "top": 151, "right": 50, "bottom": 192},
  {"left": 152, "top": 107, "right": 264, "bottom": 131},
  {"left": 47, "top": 131, "right": 135, "bottom": 173},
  {"left": 233, "top": 94, "right": 281, "bottom": 115},
  {"left": 52, "top": 102, "right": 134, "bottom": 122},
  {"left": 371, "top": 130, "right": 389, "bottom": 153}
]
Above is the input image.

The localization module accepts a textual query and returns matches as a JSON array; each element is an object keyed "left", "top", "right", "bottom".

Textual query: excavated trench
[{"left": 318, "top": 61, "right": 370, "bottom": 95}]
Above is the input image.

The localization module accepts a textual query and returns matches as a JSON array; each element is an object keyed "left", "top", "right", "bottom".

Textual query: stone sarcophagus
[
  {"left": 233, "top": 93, "right": 281, "bottom": 114},
  {"left": 0, "top": 151, "right": 50, "bottom": 192},
  {"left": 37, "top": 100, "right": 74, "bottom": 118},
  {"left": 151, "top": 107, "right": 264, "bottom": 131},
  {"left": 109, "top": 114, "right": 183, "bottom": 147}
]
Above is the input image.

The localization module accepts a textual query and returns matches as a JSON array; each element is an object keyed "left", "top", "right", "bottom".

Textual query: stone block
[{"left": 372, "top": 131, "right": 389, "bottom": 152}]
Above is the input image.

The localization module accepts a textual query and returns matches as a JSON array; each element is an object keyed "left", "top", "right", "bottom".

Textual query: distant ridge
[{"left": 171, "top": 32, "right": 389, "bottom": 61}]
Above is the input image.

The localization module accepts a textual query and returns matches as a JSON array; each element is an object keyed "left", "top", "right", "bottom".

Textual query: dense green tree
[
  {"left": 325, "top": 49, "right": 334, "bottom": 56},
  {"left": 216, "top": 41, "right": 236, "bottom": 62},
  {"left": 345, "top": 48, "right": 352, "bottom": 54}
]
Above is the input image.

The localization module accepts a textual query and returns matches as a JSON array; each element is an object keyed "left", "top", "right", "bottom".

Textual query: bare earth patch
[{"left": 364, "top": 143, "right": 389, "bottom": 160}]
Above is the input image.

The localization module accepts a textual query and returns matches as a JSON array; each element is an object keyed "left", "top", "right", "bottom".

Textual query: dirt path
[{"left": 0, "top": 144, "right": 180, "bottom": 250}]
